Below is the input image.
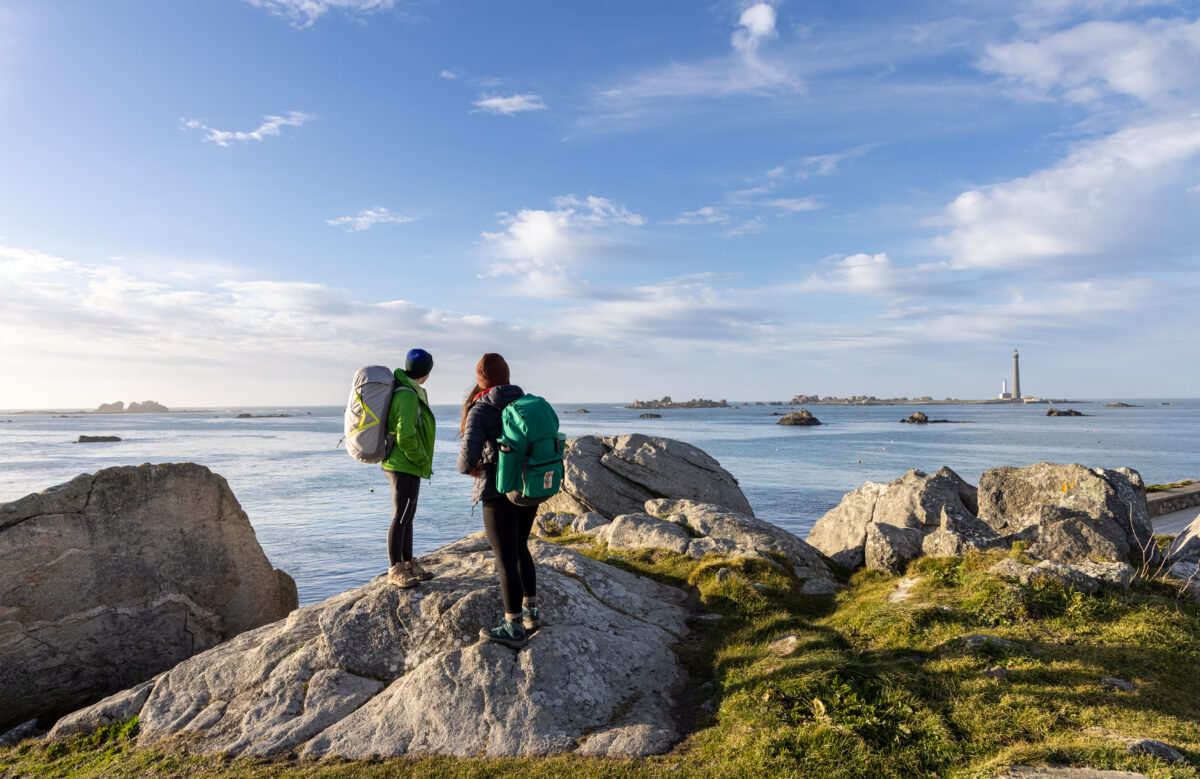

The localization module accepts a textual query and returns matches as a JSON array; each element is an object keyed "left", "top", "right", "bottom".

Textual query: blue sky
[{"left": 1, "top": 0, "right": 1198, "bottom": 407}]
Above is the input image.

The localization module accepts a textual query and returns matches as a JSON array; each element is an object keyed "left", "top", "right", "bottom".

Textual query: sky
[{"left": 1, "top": 0, "right": 1198, "bottom": 408}]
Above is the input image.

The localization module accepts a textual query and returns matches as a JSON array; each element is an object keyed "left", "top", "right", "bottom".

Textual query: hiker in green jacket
[{"left": 382, "top": 348, "right": 437, "bottom": 589}]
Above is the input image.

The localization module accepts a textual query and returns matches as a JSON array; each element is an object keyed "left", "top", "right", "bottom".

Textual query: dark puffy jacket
[{"left": 456, "top": 384, "right": 524, "bottom": 505}]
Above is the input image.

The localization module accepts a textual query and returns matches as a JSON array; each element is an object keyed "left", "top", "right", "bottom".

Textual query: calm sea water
[{"left": 2, "top": 399, "right": 1198, "bottom": 605}]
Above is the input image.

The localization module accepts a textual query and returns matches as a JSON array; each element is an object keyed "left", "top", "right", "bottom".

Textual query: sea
[{"left": 2, "top": 399, "right": 1198, "bottom": 606}]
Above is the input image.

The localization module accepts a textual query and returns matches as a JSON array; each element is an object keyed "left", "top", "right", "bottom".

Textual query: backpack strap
[{"left": 392, "top": 384, "right": 422, "bottom": 429}]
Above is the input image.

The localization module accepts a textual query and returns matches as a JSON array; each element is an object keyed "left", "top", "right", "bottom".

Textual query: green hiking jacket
[{"left": 381, "top": 370, "right": 436, "bottom": 478}]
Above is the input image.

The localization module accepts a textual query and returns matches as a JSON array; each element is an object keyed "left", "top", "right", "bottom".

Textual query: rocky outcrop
[
  {"left": 807, "top": 467, "right": 978, "bottom": 569},
  {"left": 95, "top": 401, "right": 124, "bottom": 413},
  {"left": 777, "top": 410, "right": 821, "bottom": 426},
  {"left": 639, "top": 413, "right": 662, "bottom": 418},
  {"left": 1045, "top": 408, "right": 1088, "bottom": 417},
  {"left": 900, "top": 412, "right": 965, "bottom": 424},
  {"left": 988, "top": 558, "right": 1135, "bottom": 594},
  {"left": 0, "top": 464, "right": 297, "bottom": 733},
  {"left": 127, "top": 400, "right": 168, "bottom": 413},
  {"left": 1166, "top": 514, "right": 1200, "bottom": 561},
  {"left": 77, "top": 435, "right": 121, "bottom": 443},
  {"left": 628, "top": 397, "right": 728, "bottom": 409},
  {"left": 52, "top": 535, "right": 692, "bottom": 759},
  {"left": 646, "top": 499, "right": 835, "bottom": 585},
  {"left": 541, "top": 434, "right": 753, "bottom": 519},
  {"left": 977, "top": 463, "right": 1154, "bottom": 563},
  {"left": 863, "top": 523, "right": 924, "bottom": 573}
]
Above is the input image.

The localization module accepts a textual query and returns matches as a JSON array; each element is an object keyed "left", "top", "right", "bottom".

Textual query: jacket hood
[
  {"left": 476, "top": 384, "right": 523, "bottom": 410},
  {"left": 393, "top": 369, "right": 429, "bottom": 401}
]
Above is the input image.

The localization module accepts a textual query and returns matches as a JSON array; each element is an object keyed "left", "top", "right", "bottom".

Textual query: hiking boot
[
  {"left": 480, "top": 618, "right": 527, "bottom": 648},
  {"left": 408, "top": 558, "right": 433, "bottom": 581},
  {"left": 522, "top": 605, "right": 540, "bottom": 632},
  {"left": 388, "top": 562, "right": 419, "bottom": 589}
]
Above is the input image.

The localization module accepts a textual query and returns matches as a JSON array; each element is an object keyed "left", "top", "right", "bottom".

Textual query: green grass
[
  {"left": 5, "top": 544, "right": 1199, "bottom": 778},
  {"left": 1147, "top": 480, "right": 1197, "bottom": 493}
]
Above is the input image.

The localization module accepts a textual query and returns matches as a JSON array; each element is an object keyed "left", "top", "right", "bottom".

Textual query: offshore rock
[
  {"left": 0, "top": 464, "right": 297, "bottom": 733},
  {"left": 54, "top": 535, "right": 691, "bottom": 759},
  {"left": 807, "top": 467, "right": 978, "bottom": 569},
  {"left": 977, "top": 463, "right": 1153, "bottom": 564},
  {"left": 777, "top": 409, "right": 821, "bottom": 426},
  {"left": 541, "top": 434, "right": 753, "bottom": 519},
  {"left": 646, "top": 499, "right": 836, "bottom": 584}
]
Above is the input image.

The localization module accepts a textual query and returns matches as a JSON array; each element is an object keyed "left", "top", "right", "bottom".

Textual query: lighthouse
[{"left": 1012, "top": 349, "right": 1021, "bottom": 400}]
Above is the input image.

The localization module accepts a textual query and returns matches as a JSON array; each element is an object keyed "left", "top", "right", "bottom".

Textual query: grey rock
[
  {"left": 47, "top": 679, "right": 158, "bottom": 740},
  {"left": 988, "top": 557, "right": 1124, "bottom": 594},
  {"left": 799, "top": 578, "right": 841, "bottom": 595},
  {"left": 864, "top": 522, "right": 924, "bottom": 573},
  {"left": 595, "top": 513, "right": 693, "bottom": 556},
  {"left": 1166, "top": 513, "right": 1200, "bottom": 561},
  {"left": 542, "top": 434, "right": 753, "bottom": 519},
  {"left": 1031, "top": 560, "right": 1101, "bottom": 594},
  {"left": 0, "top": 464, "right": 296, "bottom": 734},
  {"left": 77, "top": 435, "right": 121, "bottom": 443},
  {"left": 922, "top": 506, "right": 1003, "bottom": 557},
  {"left": 1027, "top": 506, "right": 1128, "bottom": 566},
  {"left": 983, "top": 665, "right": 1010, "bottom": 680},
  {"left": 1086, "top": 727, "right": 1185, "bottom": 764},
  {"left": 0, "top": 719, "right": 37, "bottom": 746},
  {"left": 1101, "top": 676, "right": 1137, "bottom": 693},
  {"left": 777, "top": 410, "right": 821, "bottom": 426},
  {"left": 646, "top": 499, "right": 835, "bottom": 584},
  {"left": 994, "top": 769, "right": 1148, "bottom": 778},
  {"left": 686, "top": 536, "right": 739, "bottom": 559},
  {"left": 1074, "top": 561, "right": 1135, "bottom": 589},
  {"left": 56, "top": 536, "right": 690, "bottom": 760},
  {"left": 768, "top": 633, "right": 801, "bottom": 656},
  {"left": 533, "top": 512, "right": 572, "bottom": 537},
  {"left": 807, "top": 467, "right": 978, "bottom": 569},
  {"left": 988, "top": 558, "right": 1038, "bottom": 585},
  {"left": 959, "top": 634, "right": 1026, "bottom": 652},
  {"left": 570, "top": 512, "right": 609, "bottom": 535},
  {"left": 977, "top": 462, "right": 1154, "bottom": 564}
]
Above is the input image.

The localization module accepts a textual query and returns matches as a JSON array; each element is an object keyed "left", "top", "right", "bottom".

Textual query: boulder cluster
[
  {"left": 777, "top": 409, "right": 821, "bottom": 426},
  {"left": 806, "top": 462, "right": 1157, "bottom": 593}
]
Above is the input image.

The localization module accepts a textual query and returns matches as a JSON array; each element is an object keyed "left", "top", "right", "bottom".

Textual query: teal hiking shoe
[
  {"left": 480, "top": 618, "right": 527, "bottom": 648},
  {"left": 522, "top": 605, "right": 540, "bottom": 632}
]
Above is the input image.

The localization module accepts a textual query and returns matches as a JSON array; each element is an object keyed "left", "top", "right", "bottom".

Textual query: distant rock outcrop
[
  {"left": 541, "top": 434, "right": 754, "bottom": 518},
  {"left": 900, "top": 412, "right": 965, "bottom": 424},
  {"left": 777, "top": 409, "right": 821, "bottom": 426},
  {"left": 0, "top": 464, "right": 297, "bottom": 733},
  {"left": 94, "top": 400, "right": 168, "bottom": 413},
  {"left": 1106, "top": 402, "right": 1138, "bottom": 408},
  {"left": 807, "top": 461, "right": 1154, "bottom": 575},
  {"left": 628, "top": 396, "right": 729, "bottom": 409},
  {"left": 639, "top": 413, "right": 662, "bottom": 418},
  {"left": 1046, "top": 408, "right": 1088, "bottom": 417},
  {"left": 51, "top": 535, "right": 691, "bottom": 759},
  {"left": 95, "top": 401, "right": 124, "bottom": 413},
  {"left": 76, "top": 435, "right": 121, "bottom": 443}
]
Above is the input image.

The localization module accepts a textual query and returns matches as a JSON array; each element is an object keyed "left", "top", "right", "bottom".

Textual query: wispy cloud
[
  {"left": 595, "top": 2, "right": 801, "bottom": 115},
  {"left": 766, "top": 197, "right": 823, "bottom": 212},
  {"left": 471, "top": 93, "right": 547, "bottom": 115},
  {"left": 326, "top": 207, "right": 418, "bottom": 232},
  {"left": 180, "top": 111, "right": 315, "bottom": 147},
  {"left": 243, "top": 0, "right": 408, "bottom": 28},
  {"left": 663, "top": 206, "right": 732, "bottom": 225}
]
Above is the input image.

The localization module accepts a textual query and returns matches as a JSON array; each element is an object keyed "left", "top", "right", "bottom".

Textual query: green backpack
[{"left": 496, "top": 394, "right": 566, "bottom": 507}]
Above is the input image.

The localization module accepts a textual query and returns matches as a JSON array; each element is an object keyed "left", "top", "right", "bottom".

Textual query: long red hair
[{"left": 458, "top": 353, "right": 512, "bottom": 435}]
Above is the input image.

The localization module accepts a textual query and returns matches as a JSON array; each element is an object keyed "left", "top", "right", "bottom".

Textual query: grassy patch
[
  {"left": 1146, "top": 480, "right": 1196, "bottom": 493},
  {"left": 5, "top": 543, "right": 1200, "bottom": 778}
]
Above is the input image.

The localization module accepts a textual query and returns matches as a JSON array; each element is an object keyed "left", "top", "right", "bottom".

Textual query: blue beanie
[{"left": 404, "top": 348, "right": 433, "bottom": 379}]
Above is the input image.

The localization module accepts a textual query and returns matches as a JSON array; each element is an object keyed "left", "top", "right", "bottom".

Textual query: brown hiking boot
[
  {"left": 408, "top": 558, "right": 433, "bottom": 581},
  {"left": 388, "top": 562, "right": 419, "bottom": 589}
]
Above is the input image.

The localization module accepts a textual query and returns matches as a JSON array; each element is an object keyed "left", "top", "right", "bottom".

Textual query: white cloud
[
  {"left": 480, "top": 196, "right": 645, "bottom": 295},
  {"left": 439, "top": 69, "right": 457, "bottom": 80},
  {"left": 767, "top": 197, "right": 823, "bottom": 212},
  {"left": 797, "top": 253, "right": 904, "bottom": 296},
  {"left": 181, "top": 111, "right": 315, "bottom": 147},
  {"left": 932, "top": 115, "right": 1200, "bottom": 269},
  {"left": 721, "top": 217, "right": 766, "bottom": 237},
  {"left": 663, "top": 206, "right": 732, "bottom": 225},
  {"left": 326, "top": 207, "right": 418, "bottom": 232},
  {"left": 982, "top": 16, "right": 1200, "bottom": 107},
  {"left": 471, "top": 94, "right": 547, "bottom": 116},
  {"left": 243, "top": 0, "right": 403, "bottom": 27},
  {"left": 595, "top": 2, "right": 800, "bottom": 112}
]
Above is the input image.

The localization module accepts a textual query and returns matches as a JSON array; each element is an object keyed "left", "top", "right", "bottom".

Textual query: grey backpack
[{"left": 341, "top": 365, "right": 419, "bottom": 463}]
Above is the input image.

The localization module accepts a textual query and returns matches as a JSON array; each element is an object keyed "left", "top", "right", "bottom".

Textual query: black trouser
[
  {"left": 385, "top": 470, "right": 420, "bottom": 565},
  {"left": 482, "top": 497, "right": 538, "bottom": 614}
]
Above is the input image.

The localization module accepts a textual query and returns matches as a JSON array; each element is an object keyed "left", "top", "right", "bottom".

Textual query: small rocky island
[
  {"left": 1046, "top": 408, "right": 1089, "bottom": 417},
  {"left": 777, "top": 409, "right": 821, "bottom": 426},
  {"left": 94, "top": 400, "right": 169, "bottom": 413},
  {"left": 628, "top": 396, "right": 729, "bottom": 409},
  {"left": 899, "top": 411, "right": 967, "bottom": 424},
  {"left": 1106, "top": 402, "right": 1139, "bottom": 408},
  {"left": 76, "top": 435, "right": 121, "bottom": 443}
]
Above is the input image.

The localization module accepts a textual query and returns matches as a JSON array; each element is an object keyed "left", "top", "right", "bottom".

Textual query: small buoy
[
  {"left": 857, "top": 459, "right": 862, "bottom": 464},
  {"left": 369, "top": 488, "right": 374, "bottom": 492}
]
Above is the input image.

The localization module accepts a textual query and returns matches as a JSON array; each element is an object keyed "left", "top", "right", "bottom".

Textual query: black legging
[
  {"left": 482, "top": 497, "right": 538, "bottom": 614},
  {"left": 385, "top": 470, "right": 420, "bottom": 565}
]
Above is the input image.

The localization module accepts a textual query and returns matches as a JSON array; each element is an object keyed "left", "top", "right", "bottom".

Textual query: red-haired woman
[{"left": 456, "top": 353, "right": 539, "bottom": 648}]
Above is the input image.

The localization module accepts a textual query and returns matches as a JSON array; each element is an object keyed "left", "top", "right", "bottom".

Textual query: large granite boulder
[
  {"left": 1167, "top": 514, "right": 1200, "bottom": 562},
  {"left": 541, "top": 434, "right": 753, "bottom": 519},
  {"left": 978, "top": 463, "right": 1153, "bottom": 563},
  {"left": 52, "top": 535, "right": 691, "bottom": 759},
  {"left": 864, "top": 522, "right": 924, "bottom": 573},
  {"left": 0, "top": 463, "right": 297, "bottom": 733},
  {"left": 806, "top": 467, "right": 978, "bottom": 569},
  {"left": 646, "top": 499, "right": 835, "bottom": 584}
]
